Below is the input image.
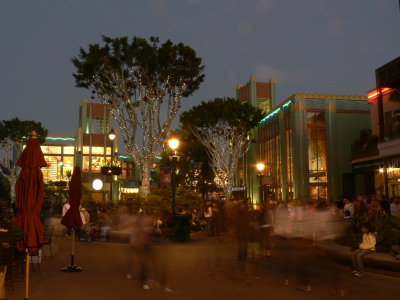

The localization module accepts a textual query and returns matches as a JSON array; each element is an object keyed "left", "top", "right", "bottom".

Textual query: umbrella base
[{"left": 61, "top": 265, "right": 82, "bottom": 272}]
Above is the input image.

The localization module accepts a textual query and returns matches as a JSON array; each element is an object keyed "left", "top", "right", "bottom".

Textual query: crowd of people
[{"left": 2, "top": 191, "right": 400, "bottom": 293}]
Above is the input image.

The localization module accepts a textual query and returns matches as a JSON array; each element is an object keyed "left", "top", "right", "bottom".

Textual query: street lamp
[
  {"left": 92, "top": 179, "right": 104, "bottom": 191},
  {"left": 56, "top": 160, "right": 65, "bottom": 209},
  {"left": 109, "top": 129, "right": 116, "bottom": 202},
  {"left": 168, "top": 137, "right": 180, "bottom": 216},
  {"left": 256, "top": 162, "right": 266, "bottom": 203}
]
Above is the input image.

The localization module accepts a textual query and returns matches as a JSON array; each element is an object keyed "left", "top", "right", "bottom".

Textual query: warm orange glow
[
  {"left": 256, "top": 162, "right": 266, "bottom": 172},
  {"left": 367, "top": 87, "right": 392, "bottom": 101}
]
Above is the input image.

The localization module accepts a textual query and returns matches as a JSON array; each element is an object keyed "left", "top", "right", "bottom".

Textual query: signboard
[
  {"left": 232, "top": 186, "right": 246, "bottom": 192},
  {"left": 160, "top": 165, "right": 172, "bottom": 187}
]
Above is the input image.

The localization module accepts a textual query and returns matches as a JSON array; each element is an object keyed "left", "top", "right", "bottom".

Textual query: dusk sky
[{"left": 1, "top": 0, "right": 399, "bottom": 138}]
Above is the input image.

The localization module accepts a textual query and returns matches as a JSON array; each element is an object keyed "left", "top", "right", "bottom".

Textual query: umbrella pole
[
  {"left": 71, "top": 229, "right": 75, "bottom": 267},
  {"left": 61, "top": 228, "right": 82, "bottom": 272},
  {"left": 24, "top": 250, "right": 30, "bottom": 300}
]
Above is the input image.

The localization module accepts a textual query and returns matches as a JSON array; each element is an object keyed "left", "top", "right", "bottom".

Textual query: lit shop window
[
  {"left": 63, "top": 146, "right": 75, "bottom": 155},
  {"left": 91, "top": 156, "right": 106, "bottom": 172},
  {"left": 82, "top": 146, "right": 109, "bottom": 155},
  {"left": 43, "top": 156, "right": 62, "bottom": 182},
  {"left": 82, "top": 156, "right": 110, "bottom": 172},
  {"left": 92, "top": 147, "right": 105, "bottom": 155},
  {"left": 83, "top": 156, "right": 90, "bottom": 172},
  {"left": 62, "top": 156, "right": 74, "bottom": 177},
  {"left": 41, "top": 146, "right": 62, "bottom": 155}
]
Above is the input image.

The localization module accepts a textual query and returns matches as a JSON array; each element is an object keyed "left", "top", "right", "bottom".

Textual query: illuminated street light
[
  {"left": 256, "top": 162, "right": 266, "bottom": 203},
  {"left": 168, "top": 138, "right": 180, "bottom": 151},
  {"left": 108, "top": 129, "right": 116, "bottom": 141},
  {"left": 92, "top": 179, "right": 103, "bottom": 191},
  {"left": 167, "top": 137, "right": 180, "bottom": 219},
  {"left": 256, "top": 162, "right": 265, "bottom": 172}
]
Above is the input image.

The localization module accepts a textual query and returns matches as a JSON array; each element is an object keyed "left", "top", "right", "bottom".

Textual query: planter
[
  {"left": 111, "top": 166, "right": 122, "bottom": 175},
  {"left": 101, "top": 167, "right": 111, "bottom": 175}
]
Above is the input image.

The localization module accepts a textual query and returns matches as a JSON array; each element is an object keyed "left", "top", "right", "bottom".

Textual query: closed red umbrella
[
  {"left": 61, "top": 166, "right": 83, "bottom": 230},
  {"left": 16, "top": 136, "right": 47, "bottom": 252},
  {"left": 15, "top": 134, "right": 47, "bottom": 300},
  {"left": 61, "top": 166, "right": 83, "bottom": 272}
]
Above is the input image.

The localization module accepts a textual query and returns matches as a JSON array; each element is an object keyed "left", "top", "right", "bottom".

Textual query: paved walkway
[{"left": 6, "top": 234, "right": 400, "bottom": 300}]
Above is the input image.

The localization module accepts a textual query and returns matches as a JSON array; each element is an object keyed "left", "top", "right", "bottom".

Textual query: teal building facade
[{"left": 238, "top": 83, "right": 370, "bottom": 203}]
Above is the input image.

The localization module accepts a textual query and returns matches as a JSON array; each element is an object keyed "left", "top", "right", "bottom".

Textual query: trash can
[{"left": 173, "top": 214, "right": 191, "bottom": 242}]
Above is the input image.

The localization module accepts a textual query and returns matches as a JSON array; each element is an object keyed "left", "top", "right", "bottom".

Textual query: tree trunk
[{"left": 141, "top": 160, "right": 152, "bottom": 195}]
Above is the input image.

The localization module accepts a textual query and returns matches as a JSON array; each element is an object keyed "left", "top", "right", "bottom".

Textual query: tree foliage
[
  {"left": 0, "top": 118, "right": 48, "bottom": 145},
  {"left": 0, "top": 118, "right": 47, "bottom": 201},
  {"left": 180, "top": 98, "right": 264, "bottom": 199},
  {"left": 71, "top": 36, "right": 205, "bottom": 193}
]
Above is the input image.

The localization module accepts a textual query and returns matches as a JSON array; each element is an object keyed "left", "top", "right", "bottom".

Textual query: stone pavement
[{"left": 5, "top": 233, "right": 400, "bottom": 300}]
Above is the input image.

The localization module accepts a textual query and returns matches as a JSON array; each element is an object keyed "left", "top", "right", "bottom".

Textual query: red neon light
[{"left": 367, "top": 87, "right": 392, "bottom": 101}]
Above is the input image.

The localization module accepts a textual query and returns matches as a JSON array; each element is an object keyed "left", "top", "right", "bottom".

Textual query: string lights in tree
[
  {"left": 72, "top": 36, "right": 204, "bottom": 194},
  {"left": 180, "top": 98, "right": 264, "bottom": 199}
]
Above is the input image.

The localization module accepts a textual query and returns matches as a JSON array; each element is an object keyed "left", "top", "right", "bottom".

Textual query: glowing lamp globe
[
  {"left": 92, "top": 179, "right": 103, "bottom": 191},
  {"left": 256, "top": 162, "right": 265, "bottom": 172},
  {"left": 109, "top": 129, "right": 116, "bottom": 141},
  {"left": 168, "top": 138, "right": 180, "bottom": 151}
]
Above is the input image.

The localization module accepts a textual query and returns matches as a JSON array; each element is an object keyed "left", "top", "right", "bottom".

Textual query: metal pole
[
  {"left": 171, "top": 158, "right": 176, "bottom": 216},
  {"left": 110, "top": 141, "right": 113, "bottom": 203}
]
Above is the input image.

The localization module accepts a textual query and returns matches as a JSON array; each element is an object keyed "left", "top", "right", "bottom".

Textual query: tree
[
  {"left": 180, "top": 98, "right": 264, "bottom": 199},
  {"left": 0, "top": 118, "right": 48, "bottom": 201},
  {"left": 72, "top": 36, "right": 205, "bottom": 194}
]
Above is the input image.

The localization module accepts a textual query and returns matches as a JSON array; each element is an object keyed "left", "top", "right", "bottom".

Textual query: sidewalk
[{"left": 316, "top": 239, "right": 400, "bottom": 274}]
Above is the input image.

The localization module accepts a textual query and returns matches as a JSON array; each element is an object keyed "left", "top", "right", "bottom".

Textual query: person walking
[{"left": 259, "top": 203, "right": 273, "bottom": 257}]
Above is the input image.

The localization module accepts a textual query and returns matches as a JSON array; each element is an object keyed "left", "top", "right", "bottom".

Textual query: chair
[{"left": 41, "top": 225, "right": 55, "bottom": 258}]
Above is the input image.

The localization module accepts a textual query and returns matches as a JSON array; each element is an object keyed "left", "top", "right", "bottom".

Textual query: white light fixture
[
  {"left": 109, "top": 129, "right": 116, "bottom": 141},
  {"left": 168, "top": 138, "right": 180, "bottom": 151},
  {"left": 92, "top": 179, "right": 103, "bottom": 191},
  {"left": 379, "top": 168, "right": 384, "bottom": 173},
  {"left": 58, "top": 161, "right": 64, "bottom": 166},
  {"left": 256, "top": 162, "right": 266, "bottom": 172}
]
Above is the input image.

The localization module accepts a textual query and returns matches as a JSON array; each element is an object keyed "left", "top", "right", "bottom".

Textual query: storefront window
[
  {"left": 62, "top": 156, "right": 74, "bottom": 177},
  {"left": 92, "top": 147, "right": 105, "bottom": 155},
  {"left": 307, "top": 111, "right": 325, "bottom": 127},
  {"left": 308, "top": 127, "right": 327, "bottom": 183},
  {"left": 82, "top": 146, "right": 109, "bottom": 156},
  {"left": 43, "top": 155, "right": 62, "bottom": 182},
  {"left": 41, "top": 146, "right": 62, "bottom": 155},
  {"left": 310, "top": 185, "right": 327, "bottom": 200},
  {"left": 63, "top": 146, "right": 75, "bottom": 154},
  {"left": 83, "top": 156, "right": 90, "bottom": 172}
]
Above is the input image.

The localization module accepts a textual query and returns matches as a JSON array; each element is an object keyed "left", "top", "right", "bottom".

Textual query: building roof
[{"left": 259, "top": 93, "right": 368, "bottom": 125}]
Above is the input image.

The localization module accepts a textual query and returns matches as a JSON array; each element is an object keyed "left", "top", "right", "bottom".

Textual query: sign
[
  {"left": 232, "top": 186, "right": 246, "bottom": 192},
  {"left": 160, "top": 165, "right": 172, "bottom": 187}
]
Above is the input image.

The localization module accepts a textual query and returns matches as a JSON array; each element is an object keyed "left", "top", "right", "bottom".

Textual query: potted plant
[
  {"left": 111, "top": 160, "right": 122, "bottom": 175},
  {"left": 101, "top": 161, "right": 111, "bottom": 175}
]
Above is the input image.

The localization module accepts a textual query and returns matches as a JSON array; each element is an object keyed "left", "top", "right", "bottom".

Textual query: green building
[{"left": 237, "top": 77, "right": 370, "bottom": 203}]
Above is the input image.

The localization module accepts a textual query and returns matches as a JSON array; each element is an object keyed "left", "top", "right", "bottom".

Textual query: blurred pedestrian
[{"left": 259, "top": 203, "right": 273, "bottom": 257}]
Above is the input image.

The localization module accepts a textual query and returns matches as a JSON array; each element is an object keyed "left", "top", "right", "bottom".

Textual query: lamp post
[
  {"left": 57, "top": 161, "right": 64, "bottom": 209},
  {"left": 256, "top": 162, "right": 266, "bottom": 203},
  {"left": 108, "top": 129, "right": 116, "bottom": 202},
  {"left": 168, "top": 138, "right": 180, "bottom": 216}
]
